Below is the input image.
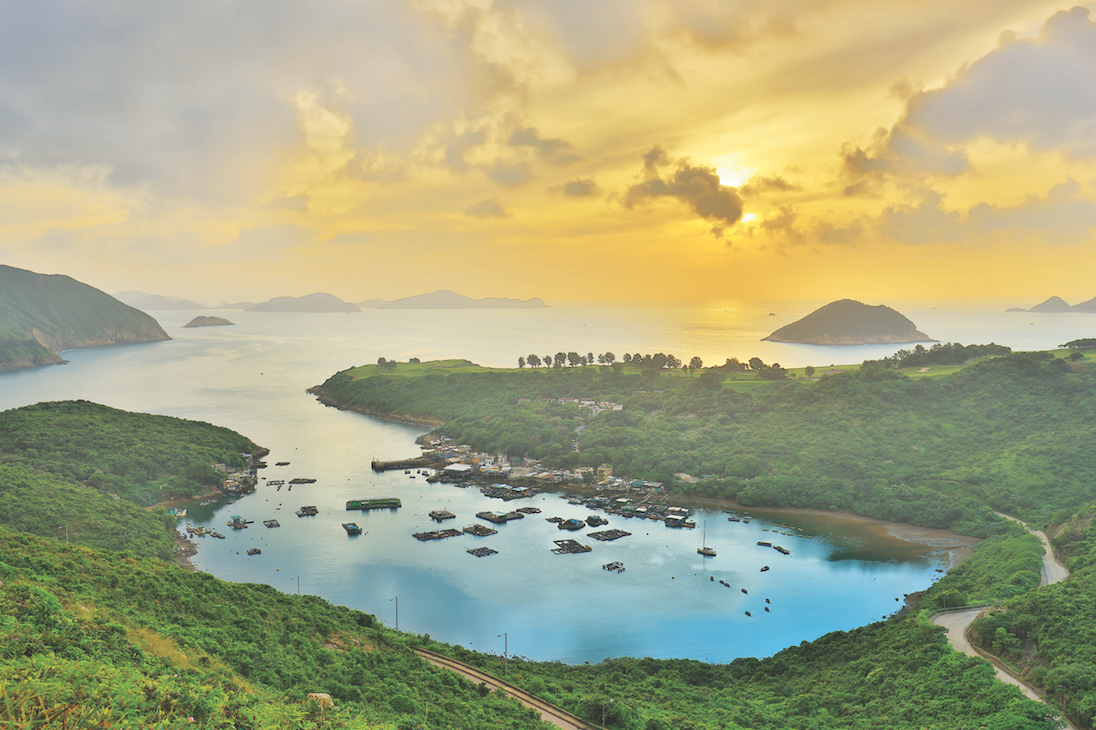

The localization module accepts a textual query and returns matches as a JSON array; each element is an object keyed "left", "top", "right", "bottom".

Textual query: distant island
[
  {"left": 246, "top": 293, "right": 360, "bottom": 313},
  {"left": 1008, "top": 296, "right": 1096, "bottom": 313},
  {"left": 114, "top": 291, "right": 208, "bottom": 311},
  {"left": 183, "top": 316, "right": 234, "bottom": 328},
  {"left": 361, "top": 290, "right": 547, "bottom": 309},
  {"left": 763, "top": 299, "right": 934, "bottom": 345},
  {"left": 0, "top": 265, "right": 170, "bottom": 371}
]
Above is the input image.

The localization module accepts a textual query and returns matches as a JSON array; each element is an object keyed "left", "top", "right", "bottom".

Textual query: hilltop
[
  {"left": 0, "top": 265, "right": 170, "bottom": 371},
  {"left": 246, "top": 292, "right": 360, "bottom": 312},
  {"left": 363, "top": 290, "right": 547, "bottom": 309},
  {"left": 182, "top": 315, "right": 234, "bottom": 327},
  {"left": 763, "top": 299, "right": 934, "bottom": 345},
  {"left": 114, "top": 290, "right": 208, "bottom": 310},
  {"left": 1008, "top": 295, "right": 1096, "bottom": 313}
]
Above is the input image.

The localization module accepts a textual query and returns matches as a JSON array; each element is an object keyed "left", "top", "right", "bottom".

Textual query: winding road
[
  {"left": 414, "top": 647, "right": 603, "bottom": 730},
  {"left": 930, "top": 514, "right": 1074, "bottom": 728}
]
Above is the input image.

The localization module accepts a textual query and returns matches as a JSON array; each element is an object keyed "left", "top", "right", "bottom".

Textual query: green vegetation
[
  {"left": 0, "top": 529, "right": 549, "bottom": 729},
  {"left": 919, "top": 525, "right": 1045, "bottom": 611},
  {"left": 315, "top": 351, "right": 1096, "bottom": 536},
  {"left": 1061, "top": 338, "right": 1096, "bottom": 349},
  {"left": 969, "top": 503, "right": 1096, "bottom": 728},
  {"left": 0, "top": 264, "right": 169, "bottom": 369},
  {"left": 868, "top": 341, "right": 1012, "bottom": 369},
  {"left": 0, "top": 400, "right": 259, "bottom": 506}
]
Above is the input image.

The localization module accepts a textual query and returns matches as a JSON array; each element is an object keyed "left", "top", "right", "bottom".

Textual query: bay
[{"left": 0, "top": 302, "right": 1089, "bottom": 664}]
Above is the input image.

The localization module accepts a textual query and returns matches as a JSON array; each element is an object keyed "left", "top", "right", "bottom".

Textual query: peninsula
[
  {"left": 362, "top": 290, "right": 547, "bottom": 309},
  {"left": 246, "top": 292, "right": 360, "bottom": 312},
  {"left": 0, "top": 265, "right": 170, "bottom": 371},
  {"left": 763, "top": 299, "right": 934, "bottom": 345}
]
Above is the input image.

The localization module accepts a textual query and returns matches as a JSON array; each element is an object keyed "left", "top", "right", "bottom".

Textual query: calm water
[{"left": 1, "top": 303, "right": 1091, "bottom": 663}]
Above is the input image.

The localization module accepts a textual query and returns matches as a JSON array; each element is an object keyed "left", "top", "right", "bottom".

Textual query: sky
[{"left": 3, "top": 0, "right": 1096, "bottom": 307}]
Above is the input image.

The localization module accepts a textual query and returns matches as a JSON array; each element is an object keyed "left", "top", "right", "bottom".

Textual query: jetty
[
  {"left": 413, "top": 528, "right": 462, "bottom": 541},
  {"left": 463, "top": 524, "right": 497, "bottom": 536},
  {"left": 552, "top": 539, "right": 592, "bottom": 554},
  {"left": 346, "top": 498, "right": 402, "bottom": 511},
  {"left": 430, "top": 509, "right": 456, "bottom": 522},
  {"left": 467, "top": 547, "right": 498, "bottom": 557},
  {"left": 371, "top": 455, "right": 444, "bottom": 472}
]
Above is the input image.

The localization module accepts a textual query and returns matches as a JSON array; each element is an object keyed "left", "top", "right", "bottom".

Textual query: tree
[
  {"left": 518, "top": 356, "right": 525, "bottom": 369},
  {"left": 568, "top": 351, "right": 581, "bottom": 367},
  {"left": 554, "top": 352, "right": 566, "bottom": 368},
  {"left": 652, "top": 353, "right": 668, "bottom": 369},
  {"left": 805, "top": 365, "right": 815, "bottom": 380},
  {"left": 666, "top": 354, "right": 681, "bottom": 369},
  {"left": 587, "top": 352, "right": 594, "bottom": 365},
  {"left": 622, "top": 353, "right": 632, "bottom": 363},
  {"left": 545, "top": 354, "right": 553, "bottom": 369},
  {"left": 604, "top": 352, "right": 616, "bottom": 365},
  {"left": 689, "top": 356, "right": 703, "bottom": 372},
  {"left": 748, "top": 357, "right": 765, "bottom": 371},
  {"left": 527, "top": 354, "right": 541, "bottom": 368}
]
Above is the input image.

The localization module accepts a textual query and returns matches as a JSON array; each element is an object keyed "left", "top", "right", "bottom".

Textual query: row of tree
[{"left": 518, "top": 352, "right": 795, "bottom": 377}]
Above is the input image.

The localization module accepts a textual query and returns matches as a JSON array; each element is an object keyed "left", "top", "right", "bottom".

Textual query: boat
[
  {"left": 247, "top": 548, "right": 261, "bottom": 555},
  {"left": 697, "top": 521, "right": 716, "bottom": 557},
  {"left": 557, "top": 518, "right": 585, "bottom": 531},
  {"left": 756, "top": 541, "right": 771, "bottom": 547},
  {"left": 342, "top": 522, "right": 363, "bottom": 535},
  {"left": 760, "top": 565, "right": 770, "bottom": 572}
]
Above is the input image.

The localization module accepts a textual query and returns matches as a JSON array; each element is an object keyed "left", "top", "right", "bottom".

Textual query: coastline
[{"left": 307, "top": 386, "right": 442, "bottom": 427}]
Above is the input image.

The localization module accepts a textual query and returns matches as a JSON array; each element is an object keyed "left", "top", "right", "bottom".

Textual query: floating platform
[
  {"left": 552, "top": 539, "right": 592, "bottom": 554},
  {"left": 297, "top": 506, "right": 319, "bottom": 517},
  {"left": 603, "top": 561, "right": 626, "bottom": 573},
  {"left": 210, "top": 532, "right": 225, "bottom": 539},
  {"left": 467, "top": 547, "right": 498, "bottom": 557},
  {"left": 371, "top": 456, "right": 444, "bottom": 472},
  {"left": 545, "top": 516, "right": 563, "bottom": 523},
  {"left": 463, "top": 524, "right": 497, "bottom": 537},
  {"left": 757, "top": 541, "right": 772, "bottom": 547},
  {"left": 289, "top": 478, "right": 316, "bottom": 484},
  {"left": 430, "top": 510, "right": 456, "bottom": 522},
  {"left": 586, "top": 515, "right": 608, "bottom": 527},
  {"left": 275, "top": 461, "right": 290, "bottom": 466},
  {"left": 516, "top": 506, "right": 541, "bottom": 514},
  {"left": 342, "top": 522, "right": 363, "bottom": 535},
  {"left": 774, "top": 545, "right": 790, "bottom": 555},
  {"left": 476, "top": 510, "right": 524, "bottom": 524},
  {"left": 557, "top": 518, "right": 585, "bottom": 531},
  {"left": 413, "top": 528, "right": 462, "bottom": 541},
  {"left": 588, "top": 529, "right": 631, "bottom": 542},
  {"left": 346, "top": 498, "right": 402, "bottom": 511},
  {"left": 263, "top": 519, "right": 280, "bottom": 528},
  {"left": 247, "top": 548, "right": 261, "bottom": 555}
]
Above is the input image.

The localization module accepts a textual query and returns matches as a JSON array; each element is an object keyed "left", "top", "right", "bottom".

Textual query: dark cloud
[
  {"left": 445, "top": 130, "right": 487, "bottom": 173},
  {"left": 739, "top": 174, "right": 800, "bottom": 197},
  {"left": 486, "top": 161, "right": 531, "bottom": 189},
  {"left": 464, "top": 198, "right": 511, "bottom": 219},
  {"left": 967, "top": 179, "right": 1096, "bottom": 244},
  {"left": 625, "top": 146, "right": 744, "bottom": 231},
  {"left": 508, "top": 127, "right": 569, "bottom": 157},
  {"left": 561, "top": 178, "right": 599, "bottom": 197}
]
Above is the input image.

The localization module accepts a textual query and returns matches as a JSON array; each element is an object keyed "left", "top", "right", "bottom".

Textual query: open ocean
[{"left": 1, "top": 302, "right": 1091, "bottom": 663}]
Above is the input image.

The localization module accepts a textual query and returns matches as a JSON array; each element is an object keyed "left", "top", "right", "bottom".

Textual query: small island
[
  {"left": 763, "top": 299, "right": 934, "bottom": 345},
  {"left": 183, "top": 316, "right": 235, "bottom": 328}
]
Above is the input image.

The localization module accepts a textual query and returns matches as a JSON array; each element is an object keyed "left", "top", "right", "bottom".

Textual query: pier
[{"left": 371, "top": 456, "right": 445, "bottom": 472}]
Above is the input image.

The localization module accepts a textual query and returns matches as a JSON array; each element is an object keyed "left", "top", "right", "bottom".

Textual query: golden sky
[{"left": 3, "top": 0, "right": 1096, "bottom": 306}]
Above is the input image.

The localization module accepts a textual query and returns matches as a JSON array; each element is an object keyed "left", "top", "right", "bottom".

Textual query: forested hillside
[
  {"left": 0, "top": 400, "right": 258, "bottom": 506},
  {"left": 0, "top": 264, "right": 169, "bottom": 370},
  {"left": 314, "top": 351, "right": 1096, "bottom": 536}
]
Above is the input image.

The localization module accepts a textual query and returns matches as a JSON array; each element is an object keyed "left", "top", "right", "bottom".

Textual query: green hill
[
  {"left": 0, "top": 265, "right": 170, "bottom": 370},
  {"left": 764, "top": 299, "right": 933, "bottom": 345}
]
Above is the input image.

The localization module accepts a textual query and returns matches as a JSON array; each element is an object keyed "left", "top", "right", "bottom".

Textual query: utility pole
[
  {"left": 58, "top": 525, "right": 68, "bottom": 544},
  {"left": 391, "top": 597, "right": 398, "bottom": 630}
]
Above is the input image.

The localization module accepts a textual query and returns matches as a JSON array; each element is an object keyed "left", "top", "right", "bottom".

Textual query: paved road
[
  {"left": 414, "top": 648, "right": 602, "bottom": 730},
  {"left": 931, "top": 513, "right": 1074, "bottom": 728}
]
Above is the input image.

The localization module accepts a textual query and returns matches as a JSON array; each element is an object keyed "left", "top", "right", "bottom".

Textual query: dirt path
[
  {"left": 930, "top": 513, "right": 1074, "bottom": 728},
  {"left": 414, "top": 648, "right": 603, "bottom": 730}
]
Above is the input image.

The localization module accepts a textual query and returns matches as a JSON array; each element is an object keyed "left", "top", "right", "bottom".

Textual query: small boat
[
  {"left": 741, "top": 588, "right": 748, "bottom": 594},
  {"left": 247, "top": 548, "right": 261, "bottom": 556},
  {"left": 760, "top": 566, "right": 770, "bottom": 572},
  {"left": 756, "top": 541, "right": 771, "bottom": 547},
  {"left": 745, "top": 611, "right": 751, "bottom": 616},
  {"left": 698, "top": 521, "right": 716, "bottom": 556}
]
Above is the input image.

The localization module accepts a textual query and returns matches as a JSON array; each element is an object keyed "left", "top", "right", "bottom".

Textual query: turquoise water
[{"left": 0, "top": 303, "right": 1089, "bottom": 663}]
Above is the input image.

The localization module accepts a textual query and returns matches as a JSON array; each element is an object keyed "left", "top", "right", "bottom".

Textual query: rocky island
[
  {"left": 763, "top": 299, "right": 934, "bottom": 345},
  {"left": 182, "top": 316, "right": 234, "bottom": 327},
  {"left": 0, "top": 265, "right": 170, "bottom": 371}
]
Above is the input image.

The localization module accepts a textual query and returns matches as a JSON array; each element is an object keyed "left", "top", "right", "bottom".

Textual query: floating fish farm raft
[
  {"left": 263, "top": 519, "right": 280, "bottom": 528},
  {"left": 603, "top": 561, "right": 626, "bottom": 573},
  {"left": 467, "top": 547, "right": 498, "bottom": 557},
  {"left": 429, "top": 510, "right": 456, "bottom": 521},
  {"left": 296, "top": 505, "right": 319, "bottom": 517},
  {"left": 346, "top": 498, "right": 402, "bottom": 511},
  {"left": 589, "top": 529, "right": 631, "bottom": 541},
  {"left": 463, "top": 524, "right": 497, "bottom": 536},
  {"left": 413, "top": 528, "right": 462, "bottom": 541},
  {"left": 552, "top": 539, "right": 591, "bottom": 554}
]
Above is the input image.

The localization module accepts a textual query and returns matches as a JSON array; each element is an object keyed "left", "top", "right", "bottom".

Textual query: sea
[{"left": 1, "top": 301, "right": 1091, "bottom": 664}]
